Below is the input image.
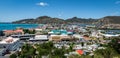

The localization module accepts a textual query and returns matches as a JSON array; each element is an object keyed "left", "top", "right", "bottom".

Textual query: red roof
[
  {"left": 14, "top": 30, "right": 23, "bottom": 33},
  {"left": 4, "top": 30, "right": 14, "bottom": 33},
  {"left": 4, "top": 30, "right": 23, "bottom": 33},
  {"left": 76, "top": 50, "right": 84, "bottom": 55}
]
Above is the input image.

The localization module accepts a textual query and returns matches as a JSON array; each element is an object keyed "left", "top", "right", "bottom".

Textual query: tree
[
  {"left": 14, "top": 41, "right": 68, "bottom": 58},
  {"left": 69, "top": 54, "right": 91, "bottom": 58},
  {"left": 94, "top": 47, "right": 117, "bottom": 58},
  {"left": 81, "top": 42, "right": 84, "bottom": 47},
  {"left": 23, "top": 29, "right": 29, "bottom": 34},
  {"left": 23, "top": 29, "right": 35, "bottom": 34},
  {"left": 108, "top": 37, "right": 120, "bottom": 54},
  {"left": 10, "top": 54, "right": 17, "bottom": 58},
  {"left": 52, "top": 48, "right": 66, "bottom": 58},
  {"left": 28, "top": 47, "right": 36, "bottom": 58},
  {"left": 19, "top": 44, "right": 36, "bottom": 58},
  {"left": 69, "top": 43, "right": 74, "bottom": 52}
]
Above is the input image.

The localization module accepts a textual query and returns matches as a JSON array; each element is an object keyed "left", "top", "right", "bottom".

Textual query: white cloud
[
  {"left": 115, "top": 1, "right": 120, "bottom": 4},
  {"left": 36, "top": 2, "right": 48, "bottom": 7}
]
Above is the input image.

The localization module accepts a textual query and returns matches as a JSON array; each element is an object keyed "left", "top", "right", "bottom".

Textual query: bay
[{"left": 0, "top": 23, "right": 40, "bottom": 30}]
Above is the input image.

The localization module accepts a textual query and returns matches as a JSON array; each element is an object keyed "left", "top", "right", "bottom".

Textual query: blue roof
[{"left": 51, "top": 30, "right": 73, "bottom": 35}]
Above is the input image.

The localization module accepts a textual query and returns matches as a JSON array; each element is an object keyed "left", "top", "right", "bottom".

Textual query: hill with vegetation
[
  {"left": 12, "top": 16, "right": 120, "bottom": 29},
  {"left": 12, "top": 19, "right": 35, "bottom": 24},
  {"left": 12, "top": 16, "right": 65, "bottom": 24},
  {"left": 97, "top": 16, "right": 120, "bottom": 29},
  {"left": 12, "top": 16, "right": 98, "bottom": 24},
  {"left": 66, "top": 17, "right": 98, "bottom": 24}
]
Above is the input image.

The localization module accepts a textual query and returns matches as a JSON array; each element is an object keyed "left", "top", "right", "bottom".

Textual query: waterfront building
[{"left": 3, "top": 30, "right": 24, "bottom": 36}]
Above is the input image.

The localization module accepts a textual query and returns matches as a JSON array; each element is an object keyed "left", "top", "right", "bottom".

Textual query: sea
[
  {"left": 0, "top": 23, "right": 120, "bottom": 33},
  {"left": 0, "top": 23, "right": 90, "bottom": 31},
  {"left": 0, "top": 23, "right": 41, "bottom": 30}
]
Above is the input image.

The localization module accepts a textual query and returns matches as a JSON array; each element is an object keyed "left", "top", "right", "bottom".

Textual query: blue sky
[{"left": 0, "top": 0, "right": 120, "bottom": 22}]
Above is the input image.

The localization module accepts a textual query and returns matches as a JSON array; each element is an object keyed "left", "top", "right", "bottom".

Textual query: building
[
  {"left": 3, "top": 30, "right": 24, "bottom": 36},
  {"left": 0, "top": 31, "right": 4, "bottom": 36},
  {"left": 35, "top": 28, "right": 43, "bottom": 34},
  {"left": 101, "top": 34, "right": 120, "bottom": 38},
  {"left": 48, "top": 30, "right": 73, "bottom": 35},
  {"left": 0, "top": 37, "right": 21, "bottom": 56},
  {"left": 11, "top": 34, "right": 35, "bottom": 40},
  {"left": 29, "top": 35, "right": 48, "bottom": 41},
  {"left": 49, "top": 35, "right": 73, "bottom": 41},
  {"left": 86, "top": 25, "right": 96, "bottom": 28},
  {"left": 49, "top": 35, "right": 61, "bottom": 41},
  {"left": 73, "top": 34, "right": 91, "bottom": 42}
]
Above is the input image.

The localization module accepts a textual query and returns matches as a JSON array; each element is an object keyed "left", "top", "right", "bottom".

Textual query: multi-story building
[
  {"left": 11, "top": 34, "right": 35, "bottom": 40},
  {"left": 0, "top": 37, "right": 21, "bottom": 56}
]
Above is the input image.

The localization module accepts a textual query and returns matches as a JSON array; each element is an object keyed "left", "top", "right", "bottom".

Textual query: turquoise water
[{"left": 0, "top": 23, "right": 40, "bottom": 30}]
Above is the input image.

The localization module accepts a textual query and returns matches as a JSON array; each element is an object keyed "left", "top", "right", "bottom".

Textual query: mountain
[
  {"left": 97, "top": 16, "right": 120, "bottom": 29},
  {"left": 35, "top": 16, "right": 65, "bottom": 24},
  {"left": 98, "top": 16, "right": 120, "bottom": 24},
  {"left": 66, "top": 17, "right": 98, "bottom": 24},
  {"left": 13, "top": 16, "right": 65, "bottom": 24},
  {"left": 12, "top": 16, "right": 120, "bottom": 29},
  {"left": 12, "top": 16, "right": 98, "bottom": 24},
  {"left": 12, "top": 19, "right": 35, "bottom": 24}
]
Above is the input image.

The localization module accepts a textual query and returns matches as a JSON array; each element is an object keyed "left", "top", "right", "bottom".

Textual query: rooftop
[
  {"left": 29, "top": 35, "right": 48, "bottom": 40},
  {"left": 0, "top": 37, "right": 19, "bottom": 44},
  {"left": 49, "top": 30, "right": 73, "bottom": 35}
]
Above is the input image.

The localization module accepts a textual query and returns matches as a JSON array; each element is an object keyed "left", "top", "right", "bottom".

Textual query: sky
[{"left": 0, "top": 0, "right": 120, "bottom": 22}]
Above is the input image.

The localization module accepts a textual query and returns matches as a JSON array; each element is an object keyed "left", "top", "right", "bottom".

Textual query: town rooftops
[{"left": 4, "top": 30, "right": 24, "bottom": 33}]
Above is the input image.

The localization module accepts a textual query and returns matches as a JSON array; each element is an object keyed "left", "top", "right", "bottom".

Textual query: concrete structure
[
  {"left": 11, "top": 34, "right": 35, "bottom": 40},
  {"left": 29, "top": 35, "right": 48, "bottom": 41},
  {"left": 49, "top": 35, "right": 73, "bottom": 41},
  {"left": 3, "top": 30, "right": 24, "bottom": 36},
  {"left": 101, "top": 34, "right": 120, "bottom": 38},
  {"left": 73, "top": 34, "right": 91, "bottom": 42},
  {"left": 0, "top": 37, "right": 21, "bottom": 56},
  {"left": 48, "top": 30, "right": 73, "bottom": 35}
]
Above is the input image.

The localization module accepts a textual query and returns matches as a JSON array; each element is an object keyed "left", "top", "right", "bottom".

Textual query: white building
[
  {"left": 101, "top": 34, "right": 120, "bottom": 38},
  {"left": 11, "top": 34, "right": 35, "bottom": 40},
  {"left": 0, "top": 37, "right": 21, "bottom": 56},
  {"left": 29, "top": 35, "right": 48, "bottom": 41}
]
